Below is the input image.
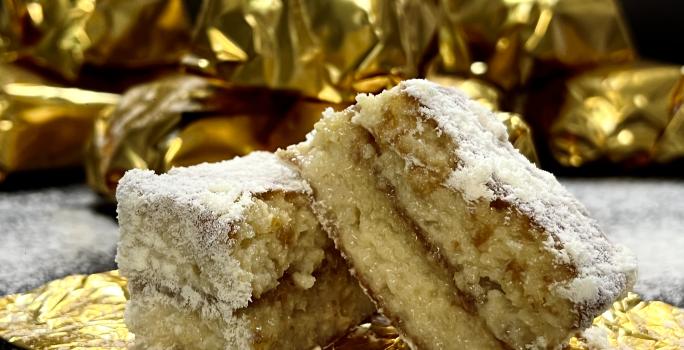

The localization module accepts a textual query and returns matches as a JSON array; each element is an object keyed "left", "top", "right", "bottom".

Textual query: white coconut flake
[
  {"left": 389, "top": 79, "right": 637, "bottom": 315},
  {"left": 117, "top": 151, "right": 311, "bottom": 227}
]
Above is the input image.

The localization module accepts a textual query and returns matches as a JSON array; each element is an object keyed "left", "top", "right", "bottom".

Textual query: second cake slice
[{"left": 279, "top": 80, "right": 637, "bottom": 349}]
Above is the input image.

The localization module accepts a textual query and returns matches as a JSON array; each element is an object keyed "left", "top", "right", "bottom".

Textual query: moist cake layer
[
  {"left": 117, "top": 152, "right": 328, "bottom": 310},
  {"left": 116, "top": 152, "right": 374, "bottom": 349},
  {"left": 279, "top": 80, "right": 637, "bottom": 349},
  {"left": 126, "top": 250, "right": 372, "bottom": 350},
  {"left": 280, "top": 111, "right": 504, "bottom": 349}
]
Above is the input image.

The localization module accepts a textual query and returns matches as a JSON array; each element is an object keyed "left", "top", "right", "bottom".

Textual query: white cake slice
[
  {"left": 279, "top": 80, "right": 637, "bottom": 349},
  {"left": 116, "top": 151, "right": 374, "bottom": 349}
]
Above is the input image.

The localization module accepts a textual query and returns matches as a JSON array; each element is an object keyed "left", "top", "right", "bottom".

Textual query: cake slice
[
  {"left": 279, "top": 80, "right": 637, "bottom": 349},
  {"left": 116, "top": 152, "right": 374, "bottom": 349}
]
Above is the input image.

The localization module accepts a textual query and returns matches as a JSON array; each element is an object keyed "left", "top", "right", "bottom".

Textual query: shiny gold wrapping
[
  {"left": 0, "top": 271, "right": 132, "bottom": 350},
  {"left": 190, "top": 0, "right": 437, "bottom": 103},
  {"left": 431, "top": 0, "right": 635, "bottom": 90},
  {"left": 550, "top": 64, "right": 684, "bottom": 167},
  {"left": 85, "top": 75, "right": 301, "bottom": 195},
  {"left": 653, "top": 78, "right": 684, "bottom": 163},
  {"left": 0, "top": 0, "right": 191, "bottom": 80},
  {"left": 0, "top": 64, "right": 119, "bottom": 181},
  {"left": 2, "top": 274, "right": 682, "bottom": 350}
]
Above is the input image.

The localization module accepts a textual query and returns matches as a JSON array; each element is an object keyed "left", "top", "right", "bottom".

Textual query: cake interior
[
  {"left": 126, "top": 250, "right": 372, "bottom": 350},
  {"left": 118, "top": 182, "right": 374, "bottom": 349},
  {"left": 118, "top": 190, "right": 331, "bottom": 309},
  {"left": 284, "top": 110, "right": 503, "bottom": 349},
  {"left": 353, "top": 93, "right": 579, "bottom": 347},
  {"left": 282, "top": 93, "right": 581, "bottom": 349}
]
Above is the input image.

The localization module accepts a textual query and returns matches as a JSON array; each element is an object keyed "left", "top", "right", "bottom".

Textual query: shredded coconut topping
[
  {"left": 379, "top": 79, "right": 637, "bottom": 311},
  {"left": 118, "top": 151, "right": 311, "bottom": 227},
  {"left": 116, "top": 151, "right": 312, "bottom": 310}
]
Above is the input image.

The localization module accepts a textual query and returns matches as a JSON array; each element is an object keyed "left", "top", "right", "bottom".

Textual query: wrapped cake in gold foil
[
  {"left": 1, "top": 272, "right": 682, "bottom": 350},
  {"left": 430, "top": 0, "right": 635, "bottom": 90},
  {"left": 0, "top": 63, "right": 119, "bottom": 182},
  {"left": 85, "top": 74, "right": 301, "bottom": 196},
  {"left": 1, "top": 0, "right": 192, "bottom": 80},
  {"left": 190, "top": 0, "right": 437, "bottom": 103},
  {"left": 550, "top": 64, "right": 684, "bottom": 167}
]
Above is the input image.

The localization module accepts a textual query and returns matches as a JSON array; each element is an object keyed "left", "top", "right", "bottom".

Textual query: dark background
[{"left": 620, "top": 0, "right": 684, "bottom": 64}]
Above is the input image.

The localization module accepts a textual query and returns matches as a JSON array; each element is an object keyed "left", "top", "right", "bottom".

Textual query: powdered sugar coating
[
  {"left": 116, "top": 151, "right": 312, "bottom": 310},
  {"left": 119, "top": 151, "right": 311, "bottom": 228},
  {"left": 360, "top": 79, "right": 637, "bottom": 314}
]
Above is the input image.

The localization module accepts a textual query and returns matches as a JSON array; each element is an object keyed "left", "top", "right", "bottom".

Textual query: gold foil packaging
[
  {"left": 190, "top": 0, "right": 437, "bottom": 103},
  {"left": 2, "top": 273, "right": 683, "bottom": 350},
  {"left": 0, "top": 64, "right": 118, "bottom": 181},
  {"left": 430, "top": 0, "right": 635, "bottom": 90},
  {"left": 85, "top": 74, "right": 306, "bottom": 196},
  {"left": 550, "top": 64, "right": 684, "bottom": 167},
  {"left": 1, "top": 0, "right": 192, "bottom": 80},
  {"left": 0, "top": 271, "right": 131, "bottom": 349}
]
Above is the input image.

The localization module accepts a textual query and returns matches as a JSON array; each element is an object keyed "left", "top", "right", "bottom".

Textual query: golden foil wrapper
[
  {"left": 2, "top": 274, "right": 682, "bottom": 350},
  {"left": 0, "top": 271, "right": 132, "bottom": 349},
  {"left": 0, "top": 63, "right": 119, "bottom": 181},
  {"left": 0, "top": 0, "right": 191, "bottom": 80},
  {"left": 431, "top": 0, "right": 635, "bottom": 90},
  {"left": 550, "top": 64, "right": 684, "bottom": 168},
  {"left": 653, "top": 78, "right": 684, "bottom": 163},
  {"left": 190, "top": 0, "right": 437, "bottom": 103},
  {"left": 85, "top": 74, "right": 301, "bottom": 196},
  {"left": 427, "top": 74, "right": 539, "bottom": 164}
]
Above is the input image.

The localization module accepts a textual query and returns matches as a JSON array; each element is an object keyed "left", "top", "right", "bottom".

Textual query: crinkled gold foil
[
  {"left": 568, "top": 293, "right": 684, "bottom": 349},
  {"left": 427, "top": 74, "right": 539, "bottom": 164},
  {"left": 85, "top": 75, "right": 300, "bottom": 196},
  {"left": 550, "top": 64, "right": 684, "bottom": 168},
  {"left": 2, "top": 274, "right": 682, "bottom": 349},
  {"left": 0, "top": 0, "right": 191, "bottom": 80},
  {"left": 430, "top": 0, "right": 635, "bottom": 90},
  {"left": 653, "top": 77, "right": 684, "bottom": 163},
  {"left": 0, "top": 271, "right": 132, "bottom": 350},
  {"left": 0, "top": 63, "right": 119, "bottom": 182},
  {"left": 190, "top": 0, "right": 437, "bottom": 103}
]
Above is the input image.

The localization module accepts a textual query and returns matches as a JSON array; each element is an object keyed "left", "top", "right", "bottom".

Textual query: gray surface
[
  {"left": 563, "top": 178, "right": 684, "bottom": 306},
  {"left": 0, "top": 180, "right": 682, "bottom": 307},
  {"left": 0, "top": 186, "right": 118, "bottom": 295}
]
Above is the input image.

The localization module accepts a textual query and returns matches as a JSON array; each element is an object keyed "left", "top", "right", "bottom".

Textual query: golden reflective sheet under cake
[
  {"left": 116, "top": 151, "right": 373, "bottom": 349},
  {"left": 2, "top": 272, "right": 683, "bottom": 349},
  {"left": 279, "top": 80, "right": 637, "bottom": 349}
]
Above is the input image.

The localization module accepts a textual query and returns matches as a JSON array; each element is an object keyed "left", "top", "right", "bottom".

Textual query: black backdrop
[{"left": 620, "top": 0, "right": 684, "bottom": 64}]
